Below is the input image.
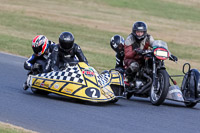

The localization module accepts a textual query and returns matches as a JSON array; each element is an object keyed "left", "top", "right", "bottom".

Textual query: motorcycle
[
  {"left": 25, "top": 62, "right": 123, "bottom": 103},
  {"left": 166, "top": 63, "right": 200, "bottom": 108},
  {"left": 124, "top": 40, "right": 176, "bottom": 106}
]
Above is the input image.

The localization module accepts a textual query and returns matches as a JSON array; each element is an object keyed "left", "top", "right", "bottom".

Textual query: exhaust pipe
[{"left": 136, "top": 73, "right": 152, "bottom": 94}]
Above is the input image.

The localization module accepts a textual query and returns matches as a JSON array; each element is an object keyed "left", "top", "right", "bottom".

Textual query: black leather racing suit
[
  {"left": 115, "top": 51, "right": 125, "bottom": 74},
  {"left": 51, "top": 43, "right": 88, "bottom": 71},
  {"left": 24, "top": 41, "right": 56, "bottom": 73}
]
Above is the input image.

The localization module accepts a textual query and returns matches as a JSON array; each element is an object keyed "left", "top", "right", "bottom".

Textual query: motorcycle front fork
[{"left": 152, "top": 57, "right": 158, "bottom": 91}]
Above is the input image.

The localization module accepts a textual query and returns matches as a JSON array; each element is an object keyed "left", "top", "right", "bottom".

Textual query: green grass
[
  {"left": 0, "top": 0, "right": 198, "bottom": 78},
  {"left": 165, "top": 41, "right": 200, "bottom": 85},
  {"left": 0, "top": 128, "right": 29, "bottom": 133},
  {"left": 166, "top": 66, "right": 184, "bottom": 86},
  {"left": 0, "top": 10, "right": 120, "bottom": 71},
  {"left": 168, "top": 42, "right": 200, "bottom": 61},
  {"left": 0, "top": 122, "right": 34, "bottom": 133},
  {"left": 85, "top": 51, "right": 116, "bottom": 72},
  {"left": 0, "top": 0, "right": 199, "bottom": 72},
  {"left": 0, "top": 34, "right": 30, "bottom": 56},
  {"left": 100, "top": 0, "right": 200, "bottom": 22}
]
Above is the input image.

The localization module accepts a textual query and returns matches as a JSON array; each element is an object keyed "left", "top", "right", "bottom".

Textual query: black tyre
[
  {"left": 150, "top": 69, "right": 169, "bottom": 106},
  {"left": 110, "top": 85, "right": 123, "bottom": 103},
  {"left": 31, "top": 88, "right": 50, "bottom": 95},
  {"left": 126, "top": 92, "right": 133, "bottom": 100},
  {"left": 184, "top": 102, "right": 197, "bottom": 108},
  {"left": 110, "top": 84, "right": 124, "bottom": 96},
  {"left": 110, "top": 98, "right": 119, "bottom": 103}
]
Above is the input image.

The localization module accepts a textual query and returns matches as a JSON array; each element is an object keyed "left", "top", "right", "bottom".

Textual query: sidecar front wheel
[{"left": 31, "top": 88, "right": 50, "bottom": 95}]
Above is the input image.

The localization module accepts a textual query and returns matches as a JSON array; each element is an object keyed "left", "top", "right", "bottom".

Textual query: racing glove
[
  {"left": 169, "top": 54, "right": 178, "bottom": 62},
  {"left": 31, "top": 63, "right": 42, "bottom": 71},
  {"left": 115, "top": 67, "right": 125, "bottom": 74},
  {"left": 52, "top": 65, "right": 59, "bottom": 72},
  {"left": 134, "top": 48, "right": 144, "bottom": 54}
]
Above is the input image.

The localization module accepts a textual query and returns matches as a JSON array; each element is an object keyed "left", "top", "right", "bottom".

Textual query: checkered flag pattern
[
  {"left": 97, "top": 72, "right": 110, "bottom": 86},
  {"left": 37, "top": 66, "right": 84, "bottom": 83}
]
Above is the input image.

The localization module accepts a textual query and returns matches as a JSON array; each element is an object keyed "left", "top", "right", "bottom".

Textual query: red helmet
[{"left": 32, "top": 35, "right": 49, "bottom": 56}]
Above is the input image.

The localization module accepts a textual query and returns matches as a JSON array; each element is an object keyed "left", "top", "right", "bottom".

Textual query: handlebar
[{"left": 135, "top": 49, "right": 152, "bottom": 55}]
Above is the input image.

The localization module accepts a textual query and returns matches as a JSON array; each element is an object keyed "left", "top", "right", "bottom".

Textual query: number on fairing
[
  {"left": 91, "top": 89, "right": 97, "bottom": 98},
  {"left": 85, "top": 88, "right": 100, "bottom": 98}
]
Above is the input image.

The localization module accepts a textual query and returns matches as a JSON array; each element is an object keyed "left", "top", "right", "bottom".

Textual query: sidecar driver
[{"left": 50, "top": 31, "right": 88, "bottom": 71}]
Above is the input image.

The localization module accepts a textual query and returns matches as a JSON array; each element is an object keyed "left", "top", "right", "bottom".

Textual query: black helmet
[
  {"left": 110, "top": 35, "right": 124, "bottom": 53},
  {"left": 59, "top": 32, "right": 74, "bottom": 50},
  {"left": 132, "top": 21, "right": 147, "bottom": 41}
]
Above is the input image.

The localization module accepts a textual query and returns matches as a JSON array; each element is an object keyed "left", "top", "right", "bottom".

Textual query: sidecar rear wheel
[
  {"left": 110, "top": 85, "right": 124, "bottom": 96},
  {"left": 150, "top": 69, "right": 169, "bottom": 106},
  {"left": 184, "top": 102, "right": 197, "bottom": 108},
  {"left": 31, "top": 88, "right": 50, "bottom": 95}
]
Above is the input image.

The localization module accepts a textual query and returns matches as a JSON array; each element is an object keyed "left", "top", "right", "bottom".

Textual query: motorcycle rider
[
  {"left": 51, "top": 31, "right": 88, "bottom": 71},
  {"left": 110, "top": 35, "right": 125, "bottom": 74},
  {"left": 124, "top": 21, "right": 154, "bottom": 82},
  {"left": 23, "top": 35, "right": 56, "bottom": 90},
  {"left": 124, "top": 21, "right": 178, "bottom": 83}
]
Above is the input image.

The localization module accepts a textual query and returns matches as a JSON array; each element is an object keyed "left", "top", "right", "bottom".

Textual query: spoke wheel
[{"left": 150, "top": 69, "right": 169, "bottom": 106}]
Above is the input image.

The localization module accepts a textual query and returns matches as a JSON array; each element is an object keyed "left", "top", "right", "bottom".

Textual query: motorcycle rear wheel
[{"left": 150, "top": 69, "right": 169, "bottom": 106}]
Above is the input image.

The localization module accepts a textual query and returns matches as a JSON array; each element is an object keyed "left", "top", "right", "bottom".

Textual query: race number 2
[
  {"left": 85, "top": 88, "right": 100, "bottom": 98},
  {"left": 90, "top": 89, "right": 97, "bottom": 98}
]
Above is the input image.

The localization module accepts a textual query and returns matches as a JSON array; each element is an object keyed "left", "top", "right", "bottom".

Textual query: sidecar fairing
[
  {"left": 26, "top": 62, "right": 123, "bottom": 103},
  {"left": 166, "top": 81, "right": 200, "bottom": 107},
  {"left": 166, "top": 85, "right": 184, "bottom": 102},
  {"left": 166, "top": 64, "right": 200, "bottom": 107}
]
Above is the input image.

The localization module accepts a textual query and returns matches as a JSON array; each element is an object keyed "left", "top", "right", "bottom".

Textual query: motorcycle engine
[{"left": 135, "top": 80, "right": 144, "bottom": 89}]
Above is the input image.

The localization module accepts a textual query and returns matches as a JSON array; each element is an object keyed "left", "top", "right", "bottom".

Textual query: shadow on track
[
  {"left": 22, "top": 90, "right": 122, "bottom": 107},
  {"left": 163, "top": 100, "right": 200, "bottom": 110},
  {"left": 121, "top": 96, "right": 200, "bottom": 109}
]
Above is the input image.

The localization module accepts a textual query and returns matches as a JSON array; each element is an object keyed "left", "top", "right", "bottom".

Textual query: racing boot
[
  {"left": 23, "top": 81, "right": 28, "bottom": 90},
  {"left": 124, "top": 91, "right": 133, "bottom": 99},
  {"left": 124, "top": 68, "right": 132, "bottom": 86}
]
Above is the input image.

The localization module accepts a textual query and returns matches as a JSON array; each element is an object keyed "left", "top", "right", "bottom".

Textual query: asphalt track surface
[{"left": 0, "top": 52, "right": 200, "bottom": 133}]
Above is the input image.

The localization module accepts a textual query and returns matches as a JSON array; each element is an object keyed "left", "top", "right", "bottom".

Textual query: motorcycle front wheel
[{"left": 150, "top": 69, "right": 169, "bottom": 106}]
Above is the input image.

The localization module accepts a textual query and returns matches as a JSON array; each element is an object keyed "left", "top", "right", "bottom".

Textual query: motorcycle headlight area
[{"left": 153, "top": 48, "right": 169, "bottom": 60}]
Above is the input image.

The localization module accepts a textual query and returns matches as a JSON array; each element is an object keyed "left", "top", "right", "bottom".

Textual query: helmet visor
[
  {"left": 136, "top": 31, "right": 144, "bottom": 36},
  {"left": 33, "top": 45, "right": 43, "bottom": 56}
]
